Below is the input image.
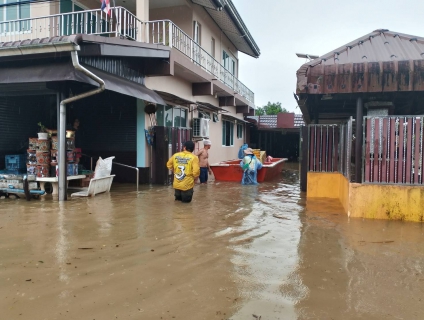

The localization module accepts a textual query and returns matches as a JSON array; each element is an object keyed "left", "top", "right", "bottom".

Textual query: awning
[
  {"left": 155, "top": 91, "right": 195, "bottom": 106},
  {"left": 0, "top": 61, "right": 165, "bottom": 105},
  {"left": 222, "top": 114, "right": 249, "bottom": 124},
  {"left": 196, "top": 101, "right": 229, "bottom": 113}
]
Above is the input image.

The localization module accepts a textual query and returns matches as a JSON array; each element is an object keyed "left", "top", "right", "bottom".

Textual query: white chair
[{"left": 71, "top": 175, "right": 115, "bottom": 197}]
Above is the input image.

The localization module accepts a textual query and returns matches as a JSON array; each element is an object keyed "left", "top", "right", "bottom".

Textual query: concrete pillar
[
  {"left": 136, "top": 99, "right": 146, "bottom": 168},
  {"left": 136, "top": 0, "right": 149, "bottom": 21},
  {"left": 136, "top": 0, "right": 149, "bottom": 42},
  {"left": 58, "top": 101, "right": 67, "bottom": 201},
  {"left": 355, "top": 97, "right": 363, "bottom": 183}
]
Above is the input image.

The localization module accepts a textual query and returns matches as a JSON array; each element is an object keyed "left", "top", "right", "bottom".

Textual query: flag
[{"left": 101, "top": 0, "right": 111, "bottom": 16}]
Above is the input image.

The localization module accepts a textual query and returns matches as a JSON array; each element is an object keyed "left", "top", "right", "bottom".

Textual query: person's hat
[
  {"left": 244, "top": 148, "right": 254, "bottom": 155},
  {"left": 203, "top": 139, "right": 211, "bottom": 146}
]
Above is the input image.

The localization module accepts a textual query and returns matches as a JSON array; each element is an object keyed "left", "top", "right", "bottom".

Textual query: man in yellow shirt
[{"left": 166, "top": 141, "right": 200, "bottom": 203}]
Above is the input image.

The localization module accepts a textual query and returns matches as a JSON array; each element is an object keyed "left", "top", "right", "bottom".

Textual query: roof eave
[{"left": 223, "top": 0, "right": 260, "bottom": 57}]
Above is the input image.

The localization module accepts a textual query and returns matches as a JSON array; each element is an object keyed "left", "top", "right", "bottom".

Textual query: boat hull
[{"left": 210, "top": 158, "right": 287, "bottom": 182}]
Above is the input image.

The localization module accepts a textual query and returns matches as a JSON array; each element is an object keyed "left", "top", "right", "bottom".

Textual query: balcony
[{"left": 0, "top": 7, "right": 254, "bottom": 104}]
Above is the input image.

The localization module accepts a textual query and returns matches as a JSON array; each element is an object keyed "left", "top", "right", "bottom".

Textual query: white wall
[
  {"left": 191, "top": 4, "right": 239, "bottom": 76},
  {"left": 145, "top": 76, "right": 245, "bottom": 164}
]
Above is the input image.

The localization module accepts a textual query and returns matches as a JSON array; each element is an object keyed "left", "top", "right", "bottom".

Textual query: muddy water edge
[{"left": 0, "top": 163, "right": 423, "bottom": 320}]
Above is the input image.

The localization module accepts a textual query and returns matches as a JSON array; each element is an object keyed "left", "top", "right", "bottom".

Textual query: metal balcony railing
[
  {"left": 145, "top": 20, "right": 254, "bottom": 103},
  {"left": 0, "top": 7, "right": 254, "bottom": 104},
  {"left": 0, "top": 7, "right": 140, "bottom": 41}
]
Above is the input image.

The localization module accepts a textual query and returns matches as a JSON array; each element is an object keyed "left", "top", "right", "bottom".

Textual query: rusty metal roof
[
  {"left": 247, "top": 114, "right": 304, "bottom": 129},
  {"left": 303, "top": 29, "right": 424, "bottom": 67},
  {"left": 296, "top": 29, "right": 424, "bottom": 97}
]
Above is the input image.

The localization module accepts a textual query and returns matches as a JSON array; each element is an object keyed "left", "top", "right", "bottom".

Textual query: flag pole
[{"left": 112, "top": 0, "right": 117, "bottom": 37}]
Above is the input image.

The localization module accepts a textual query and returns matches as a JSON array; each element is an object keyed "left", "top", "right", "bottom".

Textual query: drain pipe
[{"left": 58, "top": 50, "right": 105, "bottom": 201}]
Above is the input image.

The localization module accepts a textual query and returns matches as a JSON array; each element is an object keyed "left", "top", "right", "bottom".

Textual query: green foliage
[
  {"left": 256, "top": 102, "right": 288, "bottom": 115},
  {"left": 263, "top": 102, "right": 288, "bottom": 115},
  {"left": 255, "top": 107, "right": 265, "bottom": 116},
  {"left": 37, "top": 122, "right": 47, "bottom": 133}
]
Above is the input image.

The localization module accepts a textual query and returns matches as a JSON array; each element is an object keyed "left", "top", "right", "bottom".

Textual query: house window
[
  {"left": 193, "top": 21, "right": 201, "bottom": 44},
  {"left": 222, "top": 50, "right": 236, "bottom": 75},
  {"left": 156, "top": 105, "right": 187, "bottom": 128},
  {"left": 237, "top": 123, "right": 243, "bottom": 139},
  {"left": 173, "top": 108, "right": 187, "bottom": 128},
  {"left": 222, "top": 120, "right": 234, "bottom": 146},
  {"left": 0, "top": 0, "right": 30, "bottom": 32},
  {"left": 211, "top": 37, "right": 215, "bottom": 58}
]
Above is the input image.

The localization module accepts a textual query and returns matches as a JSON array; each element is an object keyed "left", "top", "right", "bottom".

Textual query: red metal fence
[
  {"left": 363, "top": 116, "right": 424, "bottom": 185},
  {"left": 308, "top": 119, "right": 354, "bottom": 181}
]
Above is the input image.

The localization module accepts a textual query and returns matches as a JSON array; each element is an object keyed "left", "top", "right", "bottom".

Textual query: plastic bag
[
  {"left": 238, "top": 143, "right": 248, "bottom": 159},
  {"left": 145, "top": 128, "right": 155, "bottom": 146},
  {"left": 93, "top": 156, "right": 115, "bottom": 179}
]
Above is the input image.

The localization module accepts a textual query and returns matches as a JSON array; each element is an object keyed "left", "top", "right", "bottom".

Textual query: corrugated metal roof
[
  {"left": 247, "top": 114, "right": 305, "bottom": 128},
  {"left": 304, "top": 29, "right": 424, "bottom": 67},
  {"left": 296, "top": 29, "right": 424, "bottom": 97},
  {"left": 0, "top": 36, "right": 76, "bottom": 49},
  {"left": 294, "top": 114, "right": 305, "bottom": 127},
  {"left": 191, "top": 0, "right": 260, "bottom": 57}
]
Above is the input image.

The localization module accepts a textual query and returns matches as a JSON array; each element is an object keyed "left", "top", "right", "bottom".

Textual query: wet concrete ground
[{"left": 1, "top": 163, "right": 423, "bottom": 319}]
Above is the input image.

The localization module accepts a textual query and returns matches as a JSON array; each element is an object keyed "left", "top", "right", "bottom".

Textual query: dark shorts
[
  {"left": 199, "top": 167, "right": 208, "bottom": 183},
  {"left": 174, "top": 188, "right": 194, "bottom": 203}
]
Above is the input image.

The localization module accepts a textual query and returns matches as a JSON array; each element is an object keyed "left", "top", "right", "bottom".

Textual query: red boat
[{"left": 210, "top": 158, "right": 287, "bottom": 182}]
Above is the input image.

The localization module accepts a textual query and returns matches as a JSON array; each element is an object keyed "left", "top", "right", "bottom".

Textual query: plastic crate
[
  {"left": 5, "top": 154, "right": 27, "bottom": 171},
  {"left": 0, "top": 168, "right": 26, "bottom": 175}
]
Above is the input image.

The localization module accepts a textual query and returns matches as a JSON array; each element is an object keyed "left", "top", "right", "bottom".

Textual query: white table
[{"left": 36, "top": 175, "right": 86, "bottom": 195}]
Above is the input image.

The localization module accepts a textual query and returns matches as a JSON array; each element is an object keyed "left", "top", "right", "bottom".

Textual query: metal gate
[
  {"left": 305, "top": 117, "right": 355, "bottom": 182},
  {"left": 151, "top": 126, "right": 192, "bottom": 185},
  {"left": 363, "top": 116, "right": 424, "bottom": 185}
]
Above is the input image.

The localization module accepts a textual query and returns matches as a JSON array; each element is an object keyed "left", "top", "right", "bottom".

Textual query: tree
[
  {"left": 263, "top": 102, "right": 288, "bottom": 115},
  {"left": 255, "top": 102, "right": 288, "bottom": 116},
  {"left": 255, "top": 107, "right": 265, "bottom": 115}
]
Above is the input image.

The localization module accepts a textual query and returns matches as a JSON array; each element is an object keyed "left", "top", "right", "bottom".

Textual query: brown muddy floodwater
[{"left": 1, "top": 163, "right": 424, "bottom": 320}]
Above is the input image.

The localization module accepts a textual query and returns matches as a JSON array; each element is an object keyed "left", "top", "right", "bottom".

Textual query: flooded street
[{"left": 1, "top": 163, "right": 424, "bottom": 320}]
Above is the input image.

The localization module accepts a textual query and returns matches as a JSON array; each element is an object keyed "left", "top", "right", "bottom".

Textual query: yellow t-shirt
[{"left": 166, "top": 151, "right": 200, "bottom": 191}]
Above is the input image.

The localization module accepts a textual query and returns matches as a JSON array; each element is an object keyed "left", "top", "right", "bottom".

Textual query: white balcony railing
[
  {"left": 0, "top": 7, "right": 254, "bottom": 103},
  {"left": 145, "top": 20, "right": 254, "bottom": 103}
]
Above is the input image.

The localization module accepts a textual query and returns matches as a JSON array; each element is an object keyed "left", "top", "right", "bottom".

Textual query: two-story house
[{"left": 0, "top": 0, "right": 260, "bottom": 199}]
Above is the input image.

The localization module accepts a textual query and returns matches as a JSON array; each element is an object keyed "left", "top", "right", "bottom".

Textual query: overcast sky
[{"left": 232, "top": 0, "right": 424, "bottom": 113}]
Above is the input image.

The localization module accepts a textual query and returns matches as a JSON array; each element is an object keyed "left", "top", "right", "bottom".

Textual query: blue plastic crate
[{"left": 5, "top": 154, "right": 27, "bottom": 171}]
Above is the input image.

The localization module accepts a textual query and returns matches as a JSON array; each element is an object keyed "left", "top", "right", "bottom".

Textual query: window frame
[
  {"left": 0, "top": 0, "right": 31, "bottom": 34},
  {"left": 156, "top": 105, "right": 189, "bottom": 128},
  {"left": 237, "top": 123, "right": 243, "bottom": 139},
  {"left": 211, "top": 37, "right": 215, "bottom": 58},
  {"left": 193, "top": 20, "right": 201, "bottom": 45},
  {"left": 222, "top": 50, "right": 236, "bottom": 75},
  {"left": 222, "top": 119, "right": 234, "bottom": 147}
]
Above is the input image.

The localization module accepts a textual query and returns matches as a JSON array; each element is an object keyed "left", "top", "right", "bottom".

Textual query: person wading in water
[
  {"left": 195, "top": 139, "right": 212, "bottom": 184},
  {"left": 167, "top": 141, "right": 200, "bottom": 203}
]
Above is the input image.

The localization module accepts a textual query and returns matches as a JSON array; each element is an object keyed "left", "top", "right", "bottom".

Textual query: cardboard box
[
  {"left": 28, "top": 182, "right": 38, "bottom": 190},
  {"left": 55, "top": 164, "right": 79, "bottom": 177}
]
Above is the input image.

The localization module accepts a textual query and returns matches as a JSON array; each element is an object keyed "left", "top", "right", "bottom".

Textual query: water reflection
[
  {"left": 0, "top": 164, "right": 423, "bottom": 319},
  {"left": 228, "top": 168, "right": 304, "bottom": 320},
  {"left": 55, "top": 202, "right": 69, "bottom": 284},
  {"left": 296, "top": 198, "right": 424, "bottom": 319}
]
